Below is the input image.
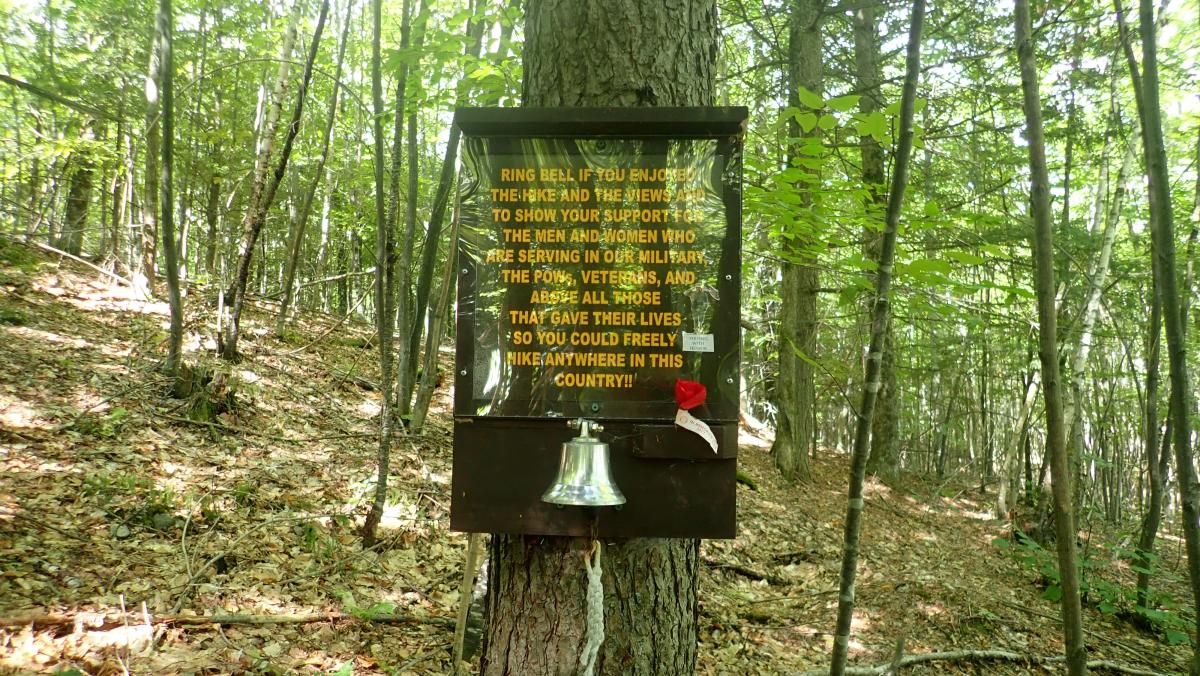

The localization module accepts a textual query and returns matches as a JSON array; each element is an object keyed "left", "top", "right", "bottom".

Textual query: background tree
[
  {"left": 362, "top": 0, "right": 395, "bottom": 548},
  {"left": 156, "top": 0, "right": 182, "bottom": 378},
  {"left": 830, "top": 0, "right": 924, "bottom": 671},
  {"left": 770, "top": 0, "right": 822, "bottom": 482},
  {"left": 1014, "top": 0, "right": 1086, "bottom": 669},
  {"left": 1127, "top": 0, "right": 1200, "bottom": 668}
]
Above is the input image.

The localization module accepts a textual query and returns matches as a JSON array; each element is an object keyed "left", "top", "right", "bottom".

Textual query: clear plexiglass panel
[{"left": 455, "top": 135, "right": 741, "bottom": 421}]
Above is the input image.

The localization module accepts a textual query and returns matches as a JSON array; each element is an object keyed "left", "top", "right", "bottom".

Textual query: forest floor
[{"left": 0, "top": 242, "right": 1192, "bottom": 675}]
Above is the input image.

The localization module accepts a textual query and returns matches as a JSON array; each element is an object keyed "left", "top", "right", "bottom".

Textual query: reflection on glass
[{"left": 457, "top": 136, "right": 741, "bottom": 421}]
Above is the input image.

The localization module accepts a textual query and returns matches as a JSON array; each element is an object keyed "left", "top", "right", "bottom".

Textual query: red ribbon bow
[{"left": 674, "top": 379, "right": 706, "bottom": 411}]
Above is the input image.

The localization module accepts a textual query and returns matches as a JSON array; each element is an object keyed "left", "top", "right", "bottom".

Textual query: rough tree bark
[
  {"left": 220, "top": 0, "right": 328, "bottom": 360},
  {"left": 1014, "top": 0, "right": 1087, "bottom": 671},
  {"left": 829, "top": 0, "right": 923, "bottom": 672},
  {"left": 481, "top": 3, "right": 718, "bottom": 674},
  {"left": 771, "top": 0, "right": 821, "bottom": 482}
]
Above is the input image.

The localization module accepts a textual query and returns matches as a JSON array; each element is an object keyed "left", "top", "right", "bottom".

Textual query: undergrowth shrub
[{"left": 993, "top": 532, "right": 1192, "bottom": 646}]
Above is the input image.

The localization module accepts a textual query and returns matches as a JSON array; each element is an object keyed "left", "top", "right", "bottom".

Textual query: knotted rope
[{"left": 579, "top": 540, "right": 604, "bottom": 676}]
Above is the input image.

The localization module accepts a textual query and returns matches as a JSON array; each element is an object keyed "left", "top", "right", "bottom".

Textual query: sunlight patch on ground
[
  {"left": 0, "top": 398, "right": 48, "bottom": 429},
  {"left": 4, "top": 325, "right": 92, "bottom": 349},
  {"left": 914, "top": 496, "right": 996, "bottom": 521},
  {"left": 847, "top": 612, "right": 870, "bottom": 654},
  {"left": 862, "top": 478, "right": 892, "bottom": 499},
  {"left": 917, "top": 601, "right": 945, "bottom": 617},
  {"left": 63, "top": 295, "right": 167, "bottom": 316},
  {"left": 69, "top": 384, "right": 104, "bottom": 412},
  {"left": 380, "top": 498, "right": 423, "bottom": 529},
  {"left": 955, "top": 507, "right": 996, "bottom": 521},
  {"left": 738, "top": 427, "right": 772, "bottom": 449},
  {"left": 357, "top": 399, "right": 381, "bottom": 417},
  {"left": 97, "top": 345, "right": 133, "bottom": 361}
]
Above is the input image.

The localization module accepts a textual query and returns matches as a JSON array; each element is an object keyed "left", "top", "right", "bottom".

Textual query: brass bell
[{"left": 541, "top": 419, "right": 625, "bottom": 506}]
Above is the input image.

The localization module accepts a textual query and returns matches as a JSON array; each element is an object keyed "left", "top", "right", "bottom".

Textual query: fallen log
[
  {"left": 702, "top": 557, "right": 789, "bottom": 586},
  {"left": 0, "top": 610, "right": 454, "bottom": 630}
]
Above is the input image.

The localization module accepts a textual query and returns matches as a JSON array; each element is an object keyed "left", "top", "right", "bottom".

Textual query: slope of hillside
[{"left": 0, "top": 245, "right": 1184, "bottom": 674}]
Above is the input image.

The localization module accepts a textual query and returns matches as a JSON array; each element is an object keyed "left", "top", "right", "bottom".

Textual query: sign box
[{"left": 450, "top": 107, "right": 747, "bottom": 538}]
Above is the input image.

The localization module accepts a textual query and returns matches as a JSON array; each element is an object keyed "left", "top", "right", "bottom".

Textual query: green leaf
[
  {"left": 905, "top": 258, "right": 953, "bottom": 275},
  {"left": 1098, "top": 602, "right": 1117, "bottom": 614},
  {"left": 856, "top": 111, "right": 888, "bottom": 141},
  {"left": 817, "top": 114, "right": 837, "bottom": 130},
  {"left": 796, "top": 112, "right": 818, "bottom": 133},
  {"left": 363, "top": 601, "right": 397, "bottom": 617},
  {"left": 794, "top": 136, "right": 825, "bottom": 156},
  {"left": 796, "top": 85, "right": 824, "bottom": 109},
  {"left": 923, "top": 201, "right": 941, "bottom": 217},
  {"left": 1165, "top": 630, "right": 1189, "bottom": 646},
  {"left": 991, "top": 537, "right": 1010, "bottom": 549},
  {"left": 468, "top": 64, "right": 497, "bottom": 80},
  {"left": 1042, "top": 585, "right": 1062, "bottom": 602},
  {"left": 838, "top": 286, "right": 859, "bottom": 308},
  {"left": 827, "top": 94, "right": 861, "bottom": 112},
  {"left": 944, "top": 251, "right": 986, "bottom": 265}
]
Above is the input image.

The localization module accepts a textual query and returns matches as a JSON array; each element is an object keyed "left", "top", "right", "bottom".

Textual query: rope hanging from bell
[{"left": 579, "top": 539, "right": 604, "bottom": 676}]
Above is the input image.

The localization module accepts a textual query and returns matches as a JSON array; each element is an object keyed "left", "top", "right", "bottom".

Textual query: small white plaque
[{"left": 681, "top": 332, "right": 715, "bottom": 353}]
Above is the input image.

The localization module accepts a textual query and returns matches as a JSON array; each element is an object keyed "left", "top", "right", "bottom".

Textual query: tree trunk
[
  {"left": 829, "top": 2, "right": 923, "bottom": 672},
  {"left": 1065, "top": 139, "right": 1134, "bottom": 499},
  {"left": 105, "top": 118, "right": 126, "bottom": 270},
  {"left": 361, "top": 0, "right": 395, "bottom": 547},
  {"left": 143, "top": 25, "right": 160, "bottom": 281},
  {"left": 1132, "top": 0, "right": 1200, "bottom": 670},
  {"left": 203, "top": 166, "right": 220, "bottom": 276},
  {"left": 853, "top": 2, "right": 898, "bottom": 480},
  {"left": 999, "top": 351, "right": 1039, "bottom": 516},
  {"left": 1014, "top": 0, "right": 1087, "bottom": 671},
  {"left": 482, "top": 2, "right": 718, "bottom": 674},
  {"left": 276, "top": 0, "right": 353, "bottom": 335},
  {"left": 393, "top": 0, "right": 429, "bottom": 416},
  {"left": 61, "top": 121, "right": 93, "bottom": 256},
  {"left": 221, "top": 0, "right": 328, "bottom": 360},
  {"left": 156, "top": 0, "right": 182, "bottom": 378},
  {"left": 771, "top": 0, "right": 821, "bottom": 482}
]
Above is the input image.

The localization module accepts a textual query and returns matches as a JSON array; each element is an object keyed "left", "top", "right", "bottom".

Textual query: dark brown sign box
[
  {"left": 449, "top": 106, "right": 747, "bottom": 540},
  {"left": 451, "top": 418, "right": 737, "bottom": 538}
]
